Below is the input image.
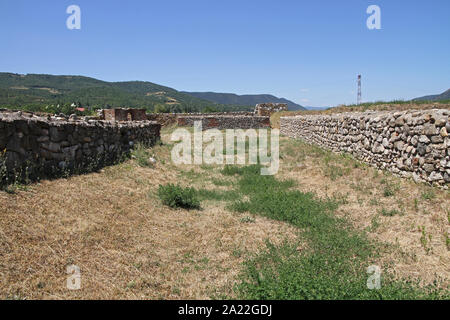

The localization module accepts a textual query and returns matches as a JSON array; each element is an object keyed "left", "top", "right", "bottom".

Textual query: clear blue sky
[{"left": 1, "top": 0, "right": 449, "bottom": 107}]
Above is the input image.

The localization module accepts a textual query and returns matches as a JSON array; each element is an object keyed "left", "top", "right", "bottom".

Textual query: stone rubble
[{"left": 254, "top": 103, "right": 288, "bottom": 116}]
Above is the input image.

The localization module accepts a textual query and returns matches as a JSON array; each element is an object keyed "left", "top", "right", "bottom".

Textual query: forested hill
[
  {"left": 414, "top": 88, "right": 450, "bottom": 102},
  {"left": 182, "top": 91, "right": 305, "bottom": 110},
  {"left": 0, "top": 73, "right": 253, "bottom": 113}
]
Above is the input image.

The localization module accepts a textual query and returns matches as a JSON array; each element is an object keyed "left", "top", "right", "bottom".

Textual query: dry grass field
[
  {"left": 0, "top": 128, "right": 298, "bottom": 299},
  {"left": 278, "top": 137, "right": 449, "bottom": 286},
  {"left": 0, "top": 125, "right": 448, "bottom": 299}
]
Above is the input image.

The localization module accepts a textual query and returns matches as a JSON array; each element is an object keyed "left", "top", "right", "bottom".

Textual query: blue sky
[{"left": 0, "top": 0, "right": 449, "bottom": 107}]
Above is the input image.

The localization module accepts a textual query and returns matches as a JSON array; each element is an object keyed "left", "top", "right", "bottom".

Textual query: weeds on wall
[
  {"left": 0, "top": 142, "right": 156, "bottom": 191},
  {"left": 131, "top": 143, "right": 156, "bottom": 168},
  {"left": 0, "top": 149, "right": 7, "bottom": 186}
]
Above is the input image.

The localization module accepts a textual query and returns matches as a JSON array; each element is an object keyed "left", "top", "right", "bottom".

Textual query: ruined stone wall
[
  {"left": 254, "top": 103, "right": 288, "bottom": 116},
  {"left": 177, "top": 115, "right": 271, "bottom": 130},
  {"left": 0, "top": 111, "right": 161, "bottom": 185},
  {"left": 102, "top": 109, "right": 147, "bottom": 121},
  {"left": 280, "top": 109, "right": 449, "bottom": 186},
  {"left": 146, "top": 111, "right": 254, "bottom": 126}
]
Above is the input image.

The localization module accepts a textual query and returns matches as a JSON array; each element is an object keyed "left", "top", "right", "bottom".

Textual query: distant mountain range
[
  {"left": 182, "top": 91, "right": 305, "bottom": 111},
  {"left": 414, "top": 88, "right": 450, "bottom": 101},
  {"left": 0, "top": 72, "right": 306, "bottom": 113},
  {"left": 0, "top": 73, "right": 251, "bottom": 113}
]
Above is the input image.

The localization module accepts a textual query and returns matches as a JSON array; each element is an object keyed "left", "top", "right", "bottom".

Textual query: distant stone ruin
[
  {"left": 177, "top": 115, "right": 271, "bottom": 130},
  {"left": 100, "top": 108, "right": 147, "bottom": 121},
  {"left": 146, "top": 103, "right": 289, "bottom": 129},
  {"left": 254, "top": 103, "right": 288, "bottom": 116},
  {"left": 147, "top": 111, "right": 253, "bottom": 127}
]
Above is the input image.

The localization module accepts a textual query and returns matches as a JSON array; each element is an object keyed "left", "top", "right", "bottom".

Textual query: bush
[
  {"left": 380, "top": 208, "right": 401, "bottom": 217},
  {"left": 131, "top": 143, "right": 154, "bottom": 167},
  {"left": 157, "top": 184, "right": 200, "bottom": 209}
]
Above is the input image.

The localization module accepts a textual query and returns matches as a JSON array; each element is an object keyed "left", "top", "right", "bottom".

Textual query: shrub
[
  {"left": 157, "top": 184, "right": 200, "bottom": 209},
  {"left": 382, "top": 181, "right": 399, "bottom": 197},
  {"left": 380, "top": 208, "right": 401, "bottom": 217},
  {"left": 131, "top": 143, "right": 154, "bottom": 167},
  {"left": 421, "top": 189, "right": 436, "bottom": 201}
]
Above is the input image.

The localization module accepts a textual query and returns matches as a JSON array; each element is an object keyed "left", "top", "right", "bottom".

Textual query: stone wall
[
  {"left": 177, "top": 115, "right": 271, "bottom": 130},
  {"left": 0, "top": 111, "right": 161, "bottom": 186},
  {"left": 146, "top": 111, "right": 254, "bottom": 126},
  {"left": 254, "top": 103, "right": 288, "bottom": 116},
  {"left": 280, "top": 109, "right": 450, "bottom": 186},
  {"left": 101, "top": 108, "right": 148, "bottom": 121}
]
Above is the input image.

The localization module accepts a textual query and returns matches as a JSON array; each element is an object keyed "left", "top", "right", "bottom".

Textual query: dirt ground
[
  {"left": 0, "top": 131, "right": 298, "bottom": 300},
  {"left": 0, "top": 128, "right": 448, "bottom": 299},
  {"left": 278, "top": 137, "right": 449, "bottom": 287}
]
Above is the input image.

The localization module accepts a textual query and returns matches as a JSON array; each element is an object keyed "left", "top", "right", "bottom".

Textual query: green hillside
[
  {"left": 414, "top": 88, "right": 450, "bottom": 102},
  {"left": 182, "top": 91, "right": 305, "bottom": 110},
  {"left": 0, "top": 73, "right": 253, "bottom": 114}
]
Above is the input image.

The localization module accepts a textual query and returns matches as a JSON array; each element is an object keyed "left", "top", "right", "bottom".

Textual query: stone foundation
[
  {"left": 0, "top": 111, "right": 161, "bottom": 186},
  {"left": 280, "top": 109, "right": 449, "bottom": 186},
  {"left": 254, "top": 103, "right": 288, "bottom": 116},
  {"left": 177, "top": 115, "right": 271, "bottom": 130},
  {"left": 101, "top": 108, "right": 147, "bottom": 121},
  {"left": 146, "top": 111, "right": 254, "bottom": 126}
]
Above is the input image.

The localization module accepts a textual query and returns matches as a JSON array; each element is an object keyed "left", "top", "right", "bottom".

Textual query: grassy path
[
  {"left": 208, "top": 165, "right": 448, "bottom": 299},
  {"left": 1, "top": 126, "right": 448, "bottom": 299}
]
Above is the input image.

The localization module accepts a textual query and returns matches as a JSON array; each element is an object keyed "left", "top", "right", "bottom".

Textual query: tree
[
  {"left": 202, "top": 105, "right": 218, "bottom": 113},
  {"left": 154, "top": 103, "right": 169, "bottom": 113}
]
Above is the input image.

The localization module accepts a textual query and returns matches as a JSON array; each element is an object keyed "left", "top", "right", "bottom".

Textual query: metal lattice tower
[{"left": 357, "top": 74, "right": 362, "bottom": 105}]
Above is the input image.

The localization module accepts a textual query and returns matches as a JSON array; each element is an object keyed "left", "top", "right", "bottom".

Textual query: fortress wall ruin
[
  {"left": 146, "top": 111, "right": 254, "bottom": 126},
  {"left": 177, "top": 115, "right": 271, "bottom": 130},
  {"left": 0, "top": 111, "right": 161, "bottom": 185},
  {"left": 280, "top": 109, "right": 450, "bottom": 186}
]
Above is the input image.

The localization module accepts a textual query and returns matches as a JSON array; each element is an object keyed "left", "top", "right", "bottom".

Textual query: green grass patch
[
  {"left": 421, "top": 189, "right": 436, "bottom": 201},
  {"left": 382, "top": 181, "right": 400, "bottom": 197},
  {"left": 219, "top": 164, "right": 448, "bottom": 300},
  {"left": 240, "top": 216, "right": 256, "bottom": 223},
  {"left": 211, "top": 178, "right": 233, "bottom": 187},
  {"left": 131, "top": 143, "right": 155, "bottom": 168},
  {"left": 196, "top": 188, "right": 241, "bottom": 202},
  {"left": 157, "top": 184, "right": 201, "bottom": 209},
  {"left": 380, "top": 208, "right": 401, "bottom": 217}
]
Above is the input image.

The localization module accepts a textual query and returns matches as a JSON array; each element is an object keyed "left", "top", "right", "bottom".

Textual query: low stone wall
[
  {"left": 147, "top": 111, "right": 254, "bottom": 126},
  {"left": 177, "top": 115, "right": 271, "bottom": 130},
  {"left": 280, "top": 109, "right": 450, "bottom": 186},
  {"left": 0, "top": 111, "right": 161, "bottom": 185},
  {"left": 102, "top": 108, "right": 147, "bottom": 121},
  {"left": 254, "top": 103, "right": 288, "bottom": 116},
  {"left": 146, "top": 113, "right": 179, "bottom": 126}
]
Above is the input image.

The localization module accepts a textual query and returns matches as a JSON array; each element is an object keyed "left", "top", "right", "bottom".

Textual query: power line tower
[{"left": 357, "top": 74, "right": 362, "bottom": 105}]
